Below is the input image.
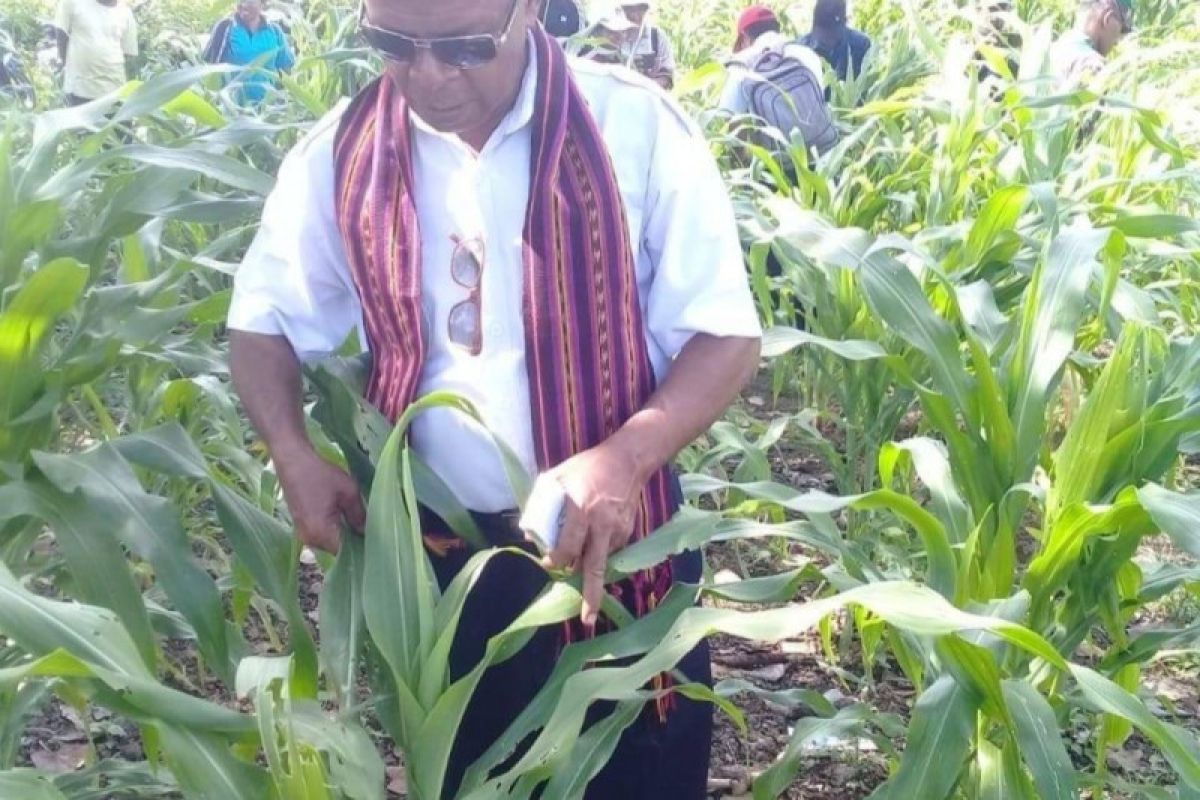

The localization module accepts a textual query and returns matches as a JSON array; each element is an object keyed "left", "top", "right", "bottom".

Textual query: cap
[
  {"left": 737, "top": 5, "right": 779, "bottom": 38},
  {"left": 595, "top": 13, "right": 637, "bottom": 32}
]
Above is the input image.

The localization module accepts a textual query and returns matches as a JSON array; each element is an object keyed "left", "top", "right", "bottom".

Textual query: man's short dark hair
[
  {"left": 746, "top": 18, "right": 781, "bottom": 41},
  {"left": 813, "top": 0, "right": 848, "bottom": 29}
]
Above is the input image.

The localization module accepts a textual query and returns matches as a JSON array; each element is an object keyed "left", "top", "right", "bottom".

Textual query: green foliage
[{"left": 0, "top": 0, "right": 1198, "bottom": 798}]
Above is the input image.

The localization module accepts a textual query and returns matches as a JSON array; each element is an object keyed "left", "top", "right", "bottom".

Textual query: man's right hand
[{"left": 274, "top": 446, "right": 366, "bottom": 554}]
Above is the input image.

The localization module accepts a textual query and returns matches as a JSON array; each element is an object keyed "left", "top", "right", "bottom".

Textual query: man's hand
[
  {"left": 274, "top": 445, "right": 366, "bottom": 554},
  {"left": 229, "top": 331, "right": 367, "bottom": 554},
  {"left": 543, "top": 441, "right": 647, "bottom": 627}
]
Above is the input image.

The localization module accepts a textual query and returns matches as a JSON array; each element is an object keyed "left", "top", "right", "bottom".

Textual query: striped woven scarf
[{"left": 332, "top": 28, "right": 676, "bottom": 628}]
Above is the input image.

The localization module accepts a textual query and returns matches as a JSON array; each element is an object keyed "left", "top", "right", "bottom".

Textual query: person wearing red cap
[
  {"left": 720, "top": 5, "right": 834, "bottom": 153},
  {"left": 733, "top": 4, "right": 780, "bottom": 52}
]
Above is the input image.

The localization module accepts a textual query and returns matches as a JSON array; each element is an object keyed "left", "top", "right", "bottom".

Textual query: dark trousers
[{"left": 428, "top": 515, "right": 713, "bottom": 799}]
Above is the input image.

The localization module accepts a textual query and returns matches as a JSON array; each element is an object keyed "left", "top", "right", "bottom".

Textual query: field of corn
[{"left": 1, "top": 0, "right": 1200, "bottom": 797}]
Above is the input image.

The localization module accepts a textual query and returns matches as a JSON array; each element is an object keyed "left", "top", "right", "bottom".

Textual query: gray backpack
[{"left": 741, "top": 46, "right": 838, "bottom": 154}]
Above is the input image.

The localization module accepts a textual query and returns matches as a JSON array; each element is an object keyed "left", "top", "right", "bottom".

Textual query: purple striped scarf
[{"left": 332, "top": 28, "right": 676, "bottom": 646}]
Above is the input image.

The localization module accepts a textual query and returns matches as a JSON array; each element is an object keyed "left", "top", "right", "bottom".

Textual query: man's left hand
[{"left": 541, "top": 441, "right": 648, "bottom": 627}]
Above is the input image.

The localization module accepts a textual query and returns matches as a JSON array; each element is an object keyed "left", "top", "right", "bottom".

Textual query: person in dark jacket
[
  {"left": 540, "top": 0, "right": 583, "bottom": 38},
  {"left": 800, "top": 0, "right": 871, "bottom": 81}
]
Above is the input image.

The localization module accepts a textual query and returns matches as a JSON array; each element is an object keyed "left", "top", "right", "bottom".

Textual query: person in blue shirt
[
  {"left": 202, "top": 0, "right": 295, "bottom": 104},
  {"left": 800, "top": 0, "right": 872, "bottom": 82}
]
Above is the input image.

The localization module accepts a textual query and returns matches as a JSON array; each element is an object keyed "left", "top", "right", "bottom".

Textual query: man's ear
[{"left": 525, "top": 0, "right": 544, "bottom": 28}]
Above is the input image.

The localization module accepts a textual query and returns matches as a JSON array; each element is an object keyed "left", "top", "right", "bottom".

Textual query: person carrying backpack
[{"left": 719, "top": 5, "right": 838, "bottom": 156}]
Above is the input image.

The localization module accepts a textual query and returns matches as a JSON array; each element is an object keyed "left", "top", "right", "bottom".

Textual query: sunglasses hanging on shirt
[{"left": 358, "top": 0, "right": 522, "bottom": 70}]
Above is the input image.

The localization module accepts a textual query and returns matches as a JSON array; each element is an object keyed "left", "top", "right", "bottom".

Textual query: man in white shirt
[
  {"left": 227, "top": 0, "right": 761, "bottom": 795},
  {"left": 619, "top": 1, "right": 675, "bottom": 89},
  {"left": 53, "top": 0, "right": 137, "bottom": 105}
]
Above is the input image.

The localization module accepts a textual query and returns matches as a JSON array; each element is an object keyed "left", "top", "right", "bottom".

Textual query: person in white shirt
[
  {"left": 619, "top": 1, "right": 675, "bottom": 89},
  {"left": 227, "top": 0, "right": 761, "bottom": 795},
  {"left": 53, "top": 0, "right": 137, "bottom": 105}
]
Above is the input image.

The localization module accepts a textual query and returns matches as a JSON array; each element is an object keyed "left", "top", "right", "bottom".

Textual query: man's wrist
[
  {"left": 608, "top": 412, "right": 669, "bottom": 485},
  {"left": 266, "top": 434, "right": 316, "bottom": 465}
]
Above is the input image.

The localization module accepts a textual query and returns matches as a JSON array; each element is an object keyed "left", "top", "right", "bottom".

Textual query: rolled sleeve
[
  {"left": 641, "top": 101, "right": 762, "bottom": 359},
  {"left": 227, "top": 108, "right": 364, "bottom": 363}
]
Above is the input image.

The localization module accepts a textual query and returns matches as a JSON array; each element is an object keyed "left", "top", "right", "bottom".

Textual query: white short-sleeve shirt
[
  {"left": 55, "top": 0, "right": 138, "bottom": 100},
  {"left": 229, "top": 50, "right": 762, "bottom": 512}
]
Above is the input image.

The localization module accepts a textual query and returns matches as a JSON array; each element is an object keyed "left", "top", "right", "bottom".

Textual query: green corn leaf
[
  {"left": 361, "top": 424, "right": 438, "bottom": 703},
  {"left": 1002, "top": 680, "right": 1078, "bottom": 800},
  {"left": 683, "top": 476, "right": 958, "bottom": 600},
  {"left": 876, "top": 676, "right": 976, "bottom": 800},
  {"left": 111, "top": 423, "right": 210, "bottom": 480},
  {"left": 964, "top": 185, "right": 1030, "bottom": 268},
  {"left": 318, "top": 529, "right": 367, "bottom": 708},
  {"left": 1070, "top": 664, "right": 1200, "bottom": 790},
  {"left": 0, "top": 770, "right": 69, "bottom": 800},
  {"left": 1138, "top": 484, "right": 1200, "bottom": 560},
  {"left": 31, "top": 444, "right": 237, "bottom": 683},
  {"left": 210, "top": 481, "right": 318, "bottom": 699},
  {"left": 857, "top": 250, "right": 977, "bottom": 426},
  {"left": 158, "top": 726, "right": 271, "bottom": 800},
  {"left": 978, "top": 737, "right": 1038, "bottom": 800},
  {"left": 540, "top": 700, "right": 644, "bottom": 799},
  {"left": 0, "top": 477, "right": 156, "bottom": 670},
  {"left": 879, "top": 438, "right": 972, "bottom": 546},
  {"left": 760, "top": 326, "right": 888, "bottom": 361},
  {"left": 0, "top": 258, "right": 89, "bottom": 425},
  {"left": 753, "top": 705, "right": 876, "bottom": 799},
  {"left": 1007, "top": 226, "right": 1111, "bottom": 479},
  {"left": 937, "top": 637, "right": 1010, "bottom": 724}
]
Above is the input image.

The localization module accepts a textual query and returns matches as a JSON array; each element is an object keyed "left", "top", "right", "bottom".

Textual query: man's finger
[
  {"left": 580, "top": 531, "right": 609, "bottom": 627},
  {"left": 545, "top": 497, "right": 587, "bottom": 570},
  {"left": 341, "top": 491, "right": 367, "bottom": 532},
  {"left": 301, "top": 521, "right": 341, "bottom": 555}
]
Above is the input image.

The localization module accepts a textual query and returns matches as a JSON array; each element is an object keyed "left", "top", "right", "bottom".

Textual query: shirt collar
[{"left": 409, "top": 32, "right": 539, "bottom": 149}]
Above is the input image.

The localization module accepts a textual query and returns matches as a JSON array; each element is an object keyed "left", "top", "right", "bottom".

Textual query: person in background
[
  {"left": 579, "top": 13, "right": 636, "bottom": 65},
  {"left": 1049, "top": 0, "right": 1133, "bottom": 87},
  {"left": 202, "top": 0, "right": 295, "bottom": 104},
  {"left": 0, "top": 30, "right": 36, "bottom": 105},
  {"left": 53, "top": 0, "right": 137, "bottom": 106},
  {"left": 722, "top": 4, "right": 825, "bottom": 107},
  {"left": 540, "top": 0, "right": 584, "bottom": 39},
  {"left": 618, "top": 1, "right": 675, "bottom": 89},
  {"left": 800, "top": 0, "right": 871, "bottom": 82}
]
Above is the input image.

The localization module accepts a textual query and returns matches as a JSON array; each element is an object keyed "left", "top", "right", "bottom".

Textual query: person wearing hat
[
  {"left": 721, "top": 5, "right": 825, "bottom": 113},
  {"left": 618, "top": 1, "right": 676, "bottom": 89},
  {"left": 1049, "top": 0, "right": 1133, "bottom": 87},
  {"left": 539, "top": 0, "right": 584, "bottom": 39},
  {"left": 799, "top": 0, "right": 871, "bottom": 82},
  {"left": 578, "top": 12, "right": 637, "bottom": 65}
]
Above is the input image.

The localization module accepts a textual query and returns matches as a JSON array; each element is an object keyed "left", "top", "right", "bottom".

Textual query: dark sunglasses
[{"left": 359, "top": 0, "right": 523, "bottom": 70}]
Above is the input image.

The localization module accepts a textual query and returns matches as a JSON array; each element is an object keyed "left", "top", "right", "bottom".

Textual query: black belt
[{"left": 471, "top": 508, "right": 524, "bottom": 545}]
